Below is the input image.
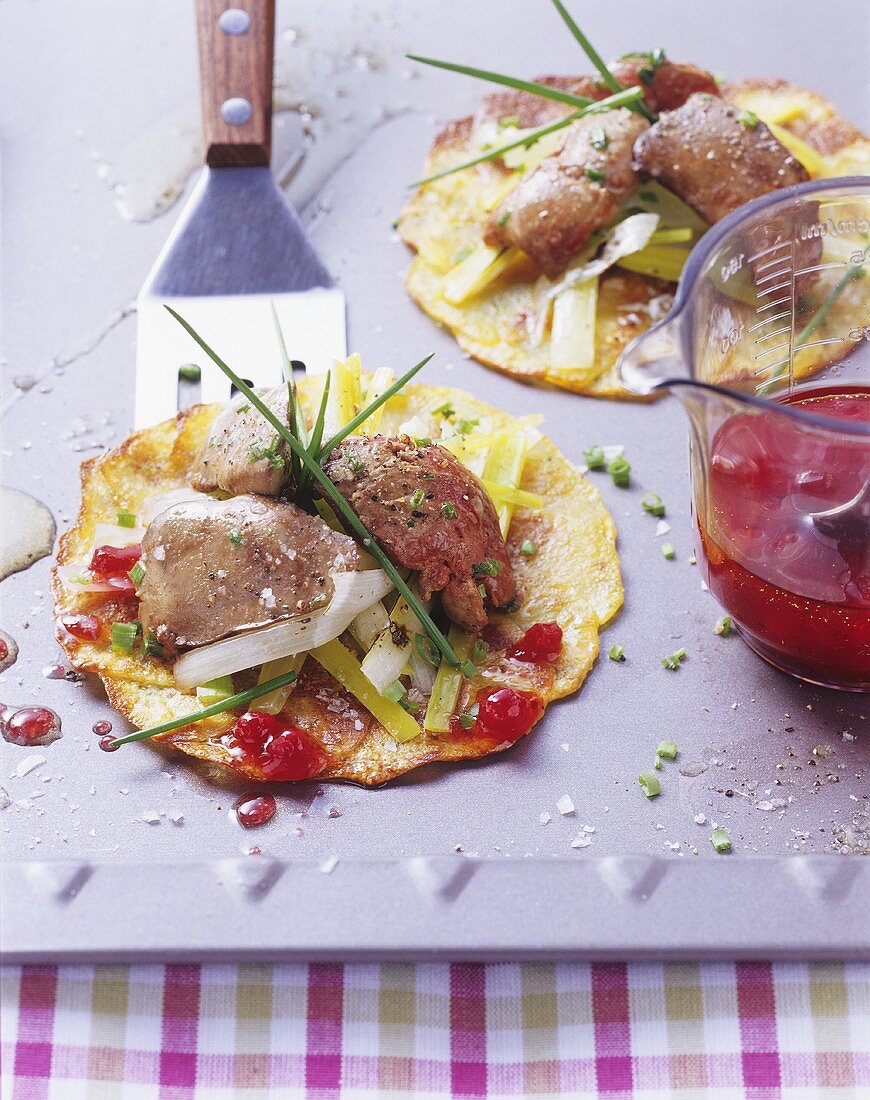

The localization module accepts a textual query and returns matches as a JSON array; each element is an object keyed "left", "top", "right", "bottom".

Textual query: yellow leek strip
[
  {"left": 482, "top": 480, "right": 543, "bottom": 511},
  {"left": 482, "top": 172, "right": 521, "bottom": 212},
  {"left": 256, "top": 654, "right": 307, "bottom": 714},
  {"left": 323, "top": 358, "right": 359, "bottom": 438},
  {"left": 358, "top": 367, "right": 395, "bottom": 435},
  {"left": 501, "top": 126, "right": 565, "bottom": 171},
  {"left": 345, "top": 352, "right": 362, "bottom": 409},
  {"left": 617, "top": 244, "right": 690, "bottom": 283},
  {"left": 764, "top": 120, "right": 825, "bottom": 178},
  {"left": 648, "top": 227, "right": 694, "bottom": 245},
  {"left": 312, "top": 638, "right": 421, "bottom": 742},
  {"left": 482, "top": 431, "right": 527, "bottom": 537},
  {"left": 549, "top": 278, "right": 598, "bottom": 376},
  {"left": 443, "top": 244, "right": 521, "bottom": 306},
  {"left": 424, "top": 625, "right": 474, "bottom": 734},
  {"left": 763, "top": 100, "right": 806, "bottom": 126}
]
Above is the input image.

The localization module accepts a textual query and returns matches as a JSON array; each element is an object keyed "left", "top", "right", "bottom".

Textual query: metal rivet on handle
[
  {"left": 221, "top": 97, "right": 253, "bottom": 125},
  {"left": 219, "top": 7, "right": 251, "bottom": 34}
]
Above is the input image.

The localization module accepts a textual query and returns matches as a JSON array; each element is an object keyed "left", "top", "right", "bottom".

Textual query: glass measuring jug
[{"left": 620, "top": 178, "right": 870, "bottom": 691}]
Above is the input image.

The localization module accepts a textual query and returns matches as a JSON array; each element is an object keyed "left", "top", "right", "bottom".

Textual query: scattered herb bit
[
  {"left": 589, "top": 126, "right": 609, "bottom": 150},
  {"left": 497, "top": 211, "right": 511, "bottom": 227},
  {"left": 383, "top": 681, "right": 407, "bottom": 703},
  {"left": 309, "top": 593, "right": 329, "bottom": 609},
  {"left": 143, "top": 630, "right": 164, "bottom": 658},
  {"left": 128, "top": 561, "right": 146, "bottom": 588},
  {"left": 714, "top": 616, "right": 733, "bottom": 636},
  {"left": 108, "top": 669, "right": 299, "bottom": 747},
  {"left": 608, "top": 454, "right": 631, "bottom": 487},
  {"left": 441, "top": 501, "right": 458, "bottom": 519},
  {"left": 229, "top": 530, "right": 244, "bottom": 547},
  {"left": 473, "top": 557, "right": 503, "bottom": 577},
  {"left": 460, "top": 659, "right": 479, "bottom": 679},
  {"left": 737, "top": 109, "right": 759, "bottom": 129},
  {"left": 399, "top": 697, "right": 421, "bottom": 714},
  {"left": 409, "top": 488, "right": 425, "bottom": 509},
  {"left": 414, "top": 633, "right": 441, "bottom": 668},
  {"left": 433, "top": 401, "right": 455, "bottom": 418},
  {"left": 116, "top": 510, "right": 136, "bottom": 528},
  {"left": 641, "top": 492, "right": 665, "bottom": 517},
  {"left": 585, "top": 167, "right": 606, "bottom": 183},
  {"left": 455, "top": 417, "right": 479, "bottom": 435},
  {"left": 457, "top": 703, "right": 480, "bottom": 729},
  {"left": 111, "top": 621, "right": 140, "bottom": 654},
  {"left": 609, "top": 644, "right": 626, "bottom": 662},
  {"left": 638, "top": 770, "right": 661, "bottom": 798},
  {"left": 498, "top": 114, "right": 520, "bottom": 129},
  {"left": 497, "top": 599, "right": 520, "bottom": 614},
  {"left": 710, "top": 827, "right": 732, "bottom": 853},
  {"left": 248, "top": 436, "right": 286, "bottom": 469},
  {"left": 657, "top": 740, "right": 678, "bottom": 760},
  {"left": 661, "top": 648, "right": 687, "bottom": 670},
  {"left": 470, "top": 639, "right": 489, "bottom": 664},
  {"left": 653, "top": 756, "right": 662, "bottom": 770},
  {"left": 236, "top": 403, "right": 251, "bottom": 414},
  {"left": 178, "top": 363, "right": 201, "bottom": 382},
  {"left": 415, "top": 436, "right": 433, "bottom": 448},
  {"left": 477, "top": 583, "right": 487, "bottom": 598},
  {"left": 520, "top": 539, "right": 538, "bottom": 558},
  {"left": 583, "top": 444, "right": 606, "bottom": 469},
  {"left": 348, "top": 453, "right": 363, "bottom": 473},
  {"left": 661, "top": 542, "right": 676, "bottom": 560}
]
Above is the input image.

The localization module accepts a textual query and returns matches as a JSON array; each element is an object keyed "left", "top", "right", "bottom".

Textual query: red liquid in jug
[{"left": 698, "top": 385, "right": 870, "bottom": 688}]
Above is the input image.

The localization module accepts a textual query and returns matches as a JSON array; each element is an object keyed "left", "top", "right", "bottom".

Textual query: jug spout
[{"left": 618, "top": 316, "right": 687, "bottom": 396}]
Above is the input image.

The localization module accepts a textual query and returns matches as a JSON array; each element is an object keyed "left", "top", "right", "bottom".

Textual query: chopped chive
[
  {"left": 111, "top": 621, "right": 140, "bottom": 654},
  {"left": 584, "top": 167, "right": 605, "bottom": 183},
  {"left": 638, "top": 770, "right": 661, "bottom": 798},
  {"left": 583, "top": 444, "right": 606, "bottom": 469},
  {"left": 229, "top": 530, "right": 244, "bottom": 547},
  {"left": 409, "top": 488, "right": 425, "bottom": 509},
  {"left": 433, "top": 401, "right": 455, "bottom": 418},
  {"left": 661, "top": 648, "right": 687, "bottom": 670},
  {"left": 654, "top": 755, "right": 662, "bottom": 769},
  {"left": 460, "top": 659, "right": 479, "bottom": 679},
  {"left": 116, "top": 510, "right": 136, "bottom": 528},
  {"left": 457, "top": 704, "right": 479, "bottom": 729},
  {"left": 127, "top": 561, "right": 146, "bottom": 587},
  {"left": 714, "top": 616, "right": 734, "bottom": 636},
  {"left": 520, "top": 539, "right": 538, "bottom": 558},
  {"left": 196, "top": 675, "right": 235, "bottom": 707},
  {"left": 477, "top": 583, "right": 487, "bottom": 598},
  {"left": 165, "top": 307, "right": 462, "bottom": 669},
  {"left": 608, "top": 454, "right": 631, "bottom": 487},
  {"left": 108, "top": 669, "right": 299, "bottom": 747},
  {"left": 473, "top": 557, "right": 503, "bottom": 577},
  {"left": 470, "top": 638, "right": 489, "bottom": 664},
  {"left": 399, "top": 697, "right": 421, "bottom": 714},
  {"left": 496, "top": 211, "right": 511, "bottom": 227},
  {"left": 143, "top": 630, "right": 164, "bottom": 659},
  {"left": 498, "top": 114, "right": 520, "bottom": 128},
  {"left": 589, "top": 127, "right": 609, "bottom": 150},
  {"left": 641, "top": 492, "right": 665, "bottom": 517},
  {"left": 710, "top": 827, "right": 732, "bottom": 853},
  {"left": 415, "top": 436, "right": 433, "bottom": 447},
  {"left": 383, "top": 681, "right": 407, "bottom": 703},
  {"left": 661, "top": 542, "right": 675, "bottom": 560},
  {"left": 737, "top": 109, "right": 759, "bottom": 129},
  {"left": 178, "top": 362, "right": 201, "bottom": 382},
  {"left": 441, "top": 501, "right": 458, "bottom": 519},
  {"left": 657, "top": 740, "right": 678, "bottom": 759},
  {"left": 414, "top": 632, "right": 441, "bottom": 668},
  {"left": 609, "top": 643, "right": 626, "bottom": 662},
  {"left": 455, "top": 417, "right": 479, "bottom": 435}
]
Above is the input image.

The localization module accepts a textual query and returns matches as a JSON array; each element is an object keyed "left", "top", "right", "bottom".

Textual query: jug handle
[{"left": 618, "top": 316, "right": 687, "bottom": 396}]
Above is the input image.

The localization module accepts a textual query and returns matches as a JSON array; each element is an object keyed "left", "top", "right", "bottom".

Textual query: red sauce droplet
[
  {"left": 93, "top": 720, "right": 113, "bottom": 736},
  {"left": 0, "top": 639, "right": 7, "bottom": 661},
  {"left": 89, "top": 543, "right": 141, "bottom": 585},
  {"left": 508, "top": 621, "right": 563, "bottom": 663},
  {"left": 60, "top": 613, "right": 102, "bottom": 641},
  {"left": 235, "top": 792, "right": 277, "bottom": 829},
  {"left": 226, "top": 711, "right": 327, "bottom": 782},
  {"left": 452, "top": 687, "right": 542, "bottom": 743},
  {"left": 1, "top": 705, "right": 62, "bottom": 747},
  {"left": 0, "top": 631, "right": 18, "bottom": 674},
  {"left": 99, "top": 734, "right": 119, "bottom": 752}
]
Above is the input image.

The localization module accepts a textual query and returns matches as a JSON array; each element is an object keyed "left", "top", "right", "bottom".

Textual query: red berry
[
  {"left": 60, "top": 613, "right": 102, "bottom": 641},
  {"left": 454, "top": 687, "right": 542, "bottom": 743},
  {"left": 508, "top": 621, "right": 563, "bottom": 663},
  {"left": 89, "top": 544, "right": 141, "bottom": 581},
  {"left": 227, "top": 711, "right": 326, "bottom": 782}
]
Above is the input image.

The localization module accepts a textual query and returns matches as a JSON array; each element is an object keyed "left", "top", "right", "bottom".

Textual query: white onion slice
[
  {"left": 172, "top": 570, "right": 395, "bottom": 688},
  {"left": 139, "top": 487, "right": 212, "bottom": 526},
  {"left": 92, "top": 523, "right": 146, "bottom": 548}
]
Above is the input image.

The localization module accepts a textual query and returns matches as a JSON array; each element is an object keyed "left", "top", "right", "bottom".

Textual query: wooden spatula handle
[{"left": 195, "top": 0, "right": 275, "bottom": 167}]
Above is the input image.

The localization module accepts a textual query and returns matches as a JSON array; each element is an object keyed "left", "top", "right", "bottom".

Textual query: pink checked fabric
[{"left": 2, "top": 962, "right": 869, "bottom": 1098}]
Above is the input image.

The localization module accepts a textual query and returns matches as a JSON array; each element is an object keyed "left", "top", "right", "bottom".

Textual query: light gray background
[{"left": 1, "top": 0, "right": 867, "bottom": 880}]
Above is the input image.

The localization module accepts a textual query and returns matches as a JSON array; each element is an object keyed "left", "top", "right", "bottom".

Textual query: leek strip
[
  {"left": 348, "top": 600, "right": 390, "bottom": 652},
  {"left": 323, "top": 358, "right": 358, "bottom": 439},
  {"left": 627, "top": 181, "right": 708, "bottom": 234},
  {"left": 765, "top": 120, "right": 825, "bottom": 177},
  {"left": 196, "top": 676, "right": 234, "bottom": 707},
  {"left": 648, "top": 227, "right": 693, "bottom": 244},
  {"left": 482, "top": 432, "right": 528, "bottom": 537},
  {"left": 312, "top": 638, "right": 421, "bottom": 742},
  {"left": 358, "top": 367, "right": 395, "bottom": 435},
  {"left": 360, "top": 592, "right": 428, "bottom": 693},
  {"left": 549, "top": 278, "right": 598, "bottom": 377},
  {"left": 443, "top": 244, "right": 520, "bottom": 305},
  {"left": 92, "top": 523, "right": 146, "bottom": 548},
  {"left": 764, "top": 101, "right": 805, "bottom": 125},
  {"left": 482, "top": 173, "right": 521, "bottom": 212},
  {"left": 617, "top": 244, "right": 690, "bottom": 282},
  {"left": 256, "top": 654, "right": 306, "bottom": 714},
  {"left": 425, "top": 626, "right": 474, "bottom": 733},
  {"left": 483, "top": 481, "right": 543, "bottom": 511},
  {"left": 345, "top": 352, "right": 362, "bottom": 409},
  {"left": 501, "top": 127, "right": 566, "bottom": 171}
]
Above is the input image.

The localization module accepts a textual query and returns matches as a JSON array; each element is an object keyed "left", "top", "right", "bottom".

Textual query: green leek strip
[
  {"left": 424, "top": 626, "right": 475, "bottom": 734},
  {"left": 482, "top": 480, "right": 542, "bottom": 511},
  {"left": 482, "top": 432, "right": 527, "bottom": 537},
  {"left": 628, "top": 181, "right": 708, "bottom": 234},
  {"left": 358, "top": 367, "right": 395, "bottom": 435},
  {"left": 312, "top": 638, "right": 421, "bottom": 743},
  {"left": 617, "top": 244, "right": 690, "bottom": 283},
  {"left": 256, "top": 654, "right": 306, "bottom": 715},
  {"left": 548, "top": 277, "right": 598, "bottom": 377},
  {"left": 164, "top": 308, "right": 460, "bottom": 669},
  {"left": 196, "top": 675, "right": 234, "bottom": 707},
  {"left": 648, "top": 227, "right": 694, "bottom": 245},
  {"left": 443, "top": 244, "right": 521, "bottom": 306}
]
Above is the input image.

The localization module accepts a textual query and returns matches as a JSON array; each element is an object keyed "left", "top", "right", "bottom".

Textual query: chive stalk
[{"left": 406, "top": 54, "right": 595, "bottom": 110}]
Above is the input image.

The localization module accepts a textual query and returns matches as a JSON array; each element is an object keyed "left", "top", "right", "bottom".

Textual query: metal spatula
[{"left": 135, "top": 0, "right": 346, "bottom": 428}]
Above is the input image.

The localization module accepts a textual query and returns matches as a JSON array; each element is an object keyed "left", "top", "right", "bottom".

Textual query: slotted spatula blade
[{"left": 135, "top": 0, "right": 346, "bottom": 429}]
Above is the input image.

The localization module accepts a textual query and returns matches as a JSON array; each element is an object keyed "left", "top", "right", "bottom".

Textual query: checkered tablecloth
[{"left": 2, "top": 962, "right": 869, "bottom": 1098}]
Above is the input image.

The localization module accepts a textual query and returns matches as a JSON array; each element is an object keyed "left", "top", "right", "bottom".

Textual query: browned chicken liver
[
  {"left": 608, "top": 57, "right": 720, "bottom": 113},
  {"left": 138, "top": 495, "right": 361, "bottom": 652},
  {"left": 485, "top": 108, "right": 649, "bottom": 278},
  {"left": 322, "top": 436, "right": 516, "bottom": 633},
  {"left": 632, "top": 93, "right": 810, "bottom": 224},
  {"left": 191, "top": 385, "right": 292, "bottom": 498}
]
